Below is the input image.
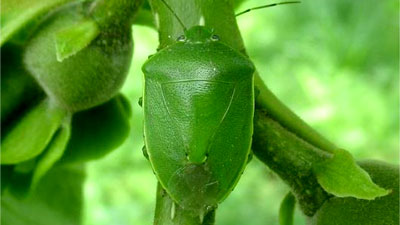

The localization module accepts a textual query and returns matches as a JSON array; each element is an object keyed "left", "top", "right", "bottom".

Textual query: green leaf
[
  {"left": 1, "top": 164, "right": 85, "bottom": 225},
  {"left": 1, "top": 165, "right": 14, "bottom": 193},
  {"left": 55, "top": 19, "right": 100, "bottom": 62},
  {"left": 31, "top": 123, "right": 71, "bottom": 188},
  {"left": 1, "top": 44, "right": 43, "bottom": 123},
  {"left": 1, "top": 0, "right": 78, "bottom": 46},
  {"left": 313, "top": 149, "right": 390, "bottom": 200},
  {"left": 279, "top": 192, "right": 296, "bottom": 225},
  {"left": 2, "top": 123, "right": 71, "bottom": 196},
  {"left": 1, "top": 99, "right": 68, "bottom": 164},
  {"left": 59, "top": 94, "right": 131, "bottom": 163}
]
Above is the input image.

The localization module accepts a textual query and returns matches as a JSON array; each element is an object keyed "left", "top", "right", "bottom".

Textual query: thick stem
[
  {"left": 89, "top": 0, "right": 144, "bottom": 29},
  {"left": 252, "top": 110, "right": 331, "bottom": 216}
]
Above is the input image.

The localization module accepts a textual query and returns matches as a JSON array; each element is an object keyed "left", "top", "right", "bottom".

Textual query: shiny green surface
[{"left": 142, "top": 26, "right": 254, "bottom": 214}]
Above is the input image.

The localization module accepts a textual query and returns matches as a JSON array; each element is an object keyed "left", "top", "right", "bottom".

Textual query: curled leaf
[
  {"left": 1, "top": 99, "right": 68, "bottom": 165},
  {"left": 31, "top": 123, "right": 71, "bottom": 188},
  {"left": 55, "top": 19, "right": 100, "bottom": 62},
  {"left": 59, "top": 94, "right": 131, "bottom": 163}
]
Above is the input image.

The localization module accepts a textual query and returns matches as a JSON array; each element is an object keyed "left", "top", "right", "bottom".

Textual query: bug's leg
[
  {"left": 142, "top": 145, "right": 149, "bottom": 160},
  {"left": 235, "top": 1, "right": 301, "bottom": 17},
  {"left": 138, "top": 97, "right": 143, "bottom": 107}
]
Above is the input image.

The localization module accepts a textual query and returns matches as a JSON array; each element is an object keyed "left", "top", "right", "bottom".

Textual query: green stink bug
[{"left": 142, "top": 25, "right": 255, "bottom": 214}]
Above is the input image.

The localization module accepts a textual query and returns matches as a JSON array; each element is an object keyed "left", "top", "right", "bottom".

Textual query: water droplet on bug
[
  {"left": 170, "top": 202, "right": 176, "bottom": 220},
  {"left": 199, "top": 210, "right": 205, "bottom": 224}
]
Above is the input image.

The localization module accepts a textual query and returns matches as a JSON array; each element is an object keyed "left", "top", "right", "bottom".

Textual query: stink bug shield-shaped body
[{"left": 142, "top": 26, "right": 255, "bottom": 213}]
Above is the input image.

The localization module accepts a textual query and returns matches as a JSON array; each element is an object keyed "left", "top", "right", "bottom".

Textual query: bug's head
[{"left": 177, "top": 26, "right": 220, "bottom": 43}]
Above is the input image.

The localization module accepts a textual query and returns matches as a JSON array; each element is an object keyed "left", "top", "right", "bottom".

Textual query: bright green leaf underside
[
  {"left": 31, "top": 123, "right": 71, "bottom": 188},
  {"left": 1, "top": 164, "right": 85, "bottom": 225},
  {"left": 1, "top": 99, "right": 68, "bottom": 165},
  {"left": 313, "top": 149, "right": 390, "bottom": 200},
  {"left": 55, "top": 19, "right": 100, "bottom": 62}
]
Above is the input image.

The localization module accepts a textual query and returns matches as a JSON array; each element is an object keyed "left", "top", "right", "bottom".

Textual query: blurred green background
[{"left": 82, "top": 0, "right": 399, "bottom": 224}]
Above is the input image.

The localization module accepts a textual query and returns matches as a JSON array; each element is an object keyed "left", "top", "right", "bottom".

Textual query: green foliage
[
  {"left": 1, "top": 0, "right": 136, "bottom": 204},
  {"left": 1, "top": 99, "right": 68, "bottom": 164},
  {"left": 1, "top": 95, "right": 132, "bottom": 196},
  {"left": 60, "top": 95, "right": 132, "bottom": 163},
  {"left": 313, "top": 149, "right": 389, "bottom": 200},
  {"left": 54, "top": 19, "right": 100, "bottom": 62},
  {"left": 31, "top": 124, "right": 71, "bottom": 188},
  {"left": 0, "top": 44, "right": 43, "bottom": 122},
  {"left": 0, "top": 0, "right": 398, "bottom": 225},
  {"left": 309, "top": 160, "right": 399, "bottom": 225},
  {"left": 0, "top": 0, "right": 78, "bottom": 45},
  {"left": 1, "top": 164, "right": 85, "bottom": 225},
  {"left": 23, "top": 2, "right": 133, "bottom": 112},
  {"left": 279, "top": 192, "right": 296, "bottom": 225}
]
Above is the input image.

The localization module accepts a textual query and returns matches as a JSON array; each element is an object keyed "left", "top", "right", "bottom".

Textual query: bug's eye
[
  {"left": 211, "top": 34, "right": 220, "bottom": 41},
  {"left": 177, "top": 35, "right": 186, "bottom": 42}
]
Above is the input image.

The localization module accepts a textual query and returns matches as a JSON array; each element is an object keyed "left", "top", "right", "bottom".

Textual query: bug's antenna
[
  {"left": 236, "top": 1, "right": 301, "bottom": 17},
  {"left": 159, "top": 0, "right": 187, "bottom": 30}
]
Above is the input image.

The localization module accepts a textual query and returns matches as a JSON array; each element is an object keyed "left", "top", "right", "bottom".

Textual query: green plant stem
[
  {"left": 153, "top": 183, "right": 215, "bottom": 225},
  {"left": 252, "top": 110, "right": 330, "bottom": 216},
  {"left": 89, "top": 0, "right": 144, "bottom": 29},
  {"left": 254, "top": 74, "right": 337, "bottom": 153}
]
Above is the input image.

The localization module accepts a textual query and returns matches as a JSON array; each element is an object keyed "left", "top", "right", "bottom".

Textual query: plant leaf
[
  {"left": 279, "top": 192, "right": 296, "bottom": 225},
  {"left": 1, "top": 0, "right": 78, "bottom": 46},
  {"left": 313, "top": 149, "right": 390, "bottom": 200},
  {"left": 1, "top": 164, "right": 85, "bottom": 225},
  {"left": 1, "top": 44, "right": 43, "bottom": 123},
  {"left": 59, "top": 94, "right": 131, "bottom": 163},
  {"left": 1, "top": 99, "right": 68, "bottom": 164},
  {"left": 55, "top": 19, "right": 100, "bottom": 62},
  {"left": 31, "top": 123, "right": 71, "bottom": 188}
]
